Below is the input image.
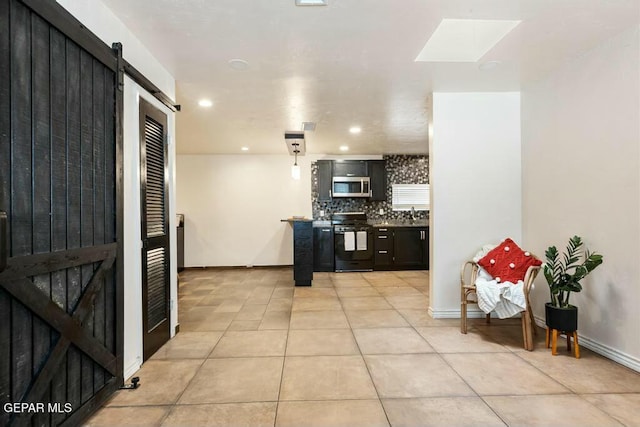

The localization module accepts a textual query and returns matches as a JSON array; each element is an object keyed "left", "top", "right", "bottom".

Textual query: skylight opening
[{"left": 415, "top": 19, "right": 521, "bottom": 63}]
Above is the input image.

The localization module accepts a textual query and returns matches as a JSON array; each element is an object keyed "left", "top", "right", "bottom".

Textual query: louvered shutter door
[
  {"left": 140, "top": 99, "right": 170, "bottom": 359},
  {"left": 145, "top": 116, "right": 166, "bottom": 237},
  {"left": 146, "top": 247, "right": 167, "bottom": 329}
]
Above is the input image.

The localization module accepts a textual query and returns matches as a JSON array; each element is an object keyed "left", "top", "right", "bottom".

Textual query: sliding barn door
[
  {"left": 139, "top": 99, "right": 170, "bottom": 361},
  {"left": 0, "top": 0, "right": 122, "bottom": 425}
]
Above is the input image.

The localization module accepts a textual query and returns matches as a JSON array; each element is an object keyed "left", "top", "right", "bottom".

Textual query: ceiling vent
[
  {"left": 302, "top": 122, "right": 316, "bottom": 131},
  {"left": 285, "top": 131, "right": 305, "bottom": 155}
]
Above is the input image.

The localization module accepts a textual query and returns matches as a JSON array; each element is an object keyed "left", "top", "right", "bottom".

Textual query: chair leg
[
  {"left": 528, "top": 307, "right": 537, "bottom": 336},
  {"left": 545, "top": 327, "right": 550, "bottom": 348},
  {"left": 521, "top": 311, "right": 533, "bottom": 351},
  {"left": 461, "top": 301, "right": 467, "bottom": 334},
  {"left": 485, "top": 313, "right": 491, "bottom": 324}
]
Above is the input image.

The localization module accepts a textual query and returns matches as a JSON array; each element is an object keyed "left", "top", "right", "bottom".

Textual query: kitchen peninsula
[{"left": 281, "top": 218, "right": 313, "bottom": 286}]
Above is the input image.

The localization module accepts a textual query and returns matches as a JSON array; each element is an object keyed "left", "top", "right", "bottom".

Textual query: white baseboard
[
  {"left": 532, "top": 315, "right": 640, "bottom": 373},
  {"left": 429, "top": 307, "right": 489, "bottom": 319},
  {"left": 428, "top": 308, "right": 639, "bottom": 372}
]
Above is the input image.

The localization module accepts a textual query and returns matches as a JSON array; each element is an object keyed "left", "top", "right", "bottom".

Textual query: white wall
[
  {"left": 56, "top": 0, "right": 175, "bottom": 99},
  {"left": 521, "top": 25, "right": 640, "bottom": 370},
  {"left": 177, "top": 154, "right": 316, "bottom": 267},
  {"left": 429, "top": 92, "right": 522, "bottom": 318},
  {"left": 57, "top": 0, "right": 178, "bottom": 379},
  {"left": 176, "top": 154, "right": 384, "bottom": 267}
]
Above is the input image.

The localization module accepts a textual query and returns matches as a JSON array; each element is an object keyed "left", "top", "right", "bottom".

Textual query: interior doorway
[{"left": 139, "top": 98, "right": 171, "bottom": 361}]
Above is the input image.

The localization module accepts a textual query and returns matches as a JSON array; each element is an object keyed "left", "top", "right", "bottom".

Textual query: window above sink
[{"left": 392, "top": 184, "right": 430, "bottom": 211}]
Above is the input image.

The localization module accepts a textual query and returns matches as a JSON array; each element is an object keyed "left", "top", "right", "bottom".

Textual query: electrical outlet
[
  {"left": 379, "top": 209, "right": 384, "bottom": 215},
  {"left": 320, "top": 210, "right": 325, "bottom": 218}
]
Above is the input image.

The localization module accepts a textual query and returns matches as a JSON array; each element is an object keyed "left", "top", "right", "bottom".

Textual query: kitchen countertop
[
  {"left": 281, "top": 218, "right": 313, "bottom": 223},
  {"left": 369, "top": 220, "right": 428, "bottom": 228},
  {"left": 311, "top": 219, "right": 428, "bottom": 227}
]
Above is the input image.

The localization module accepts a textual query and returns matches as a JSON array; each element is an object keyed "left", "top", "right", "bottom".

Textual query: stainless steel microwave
[{"left": 332, "top": 176, "right": 371, "bottom": 198}]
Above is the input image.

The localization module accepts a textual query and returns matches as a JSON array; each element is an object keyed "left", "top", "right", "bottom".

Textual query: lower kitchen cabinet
[
  {"left": 313, "top": 226, "right": 334, "bottom": 272},
  {"left": 374, "top": 227, "right": 394, "bottom": 269},
  {"left": 293, "top": 221, "right": 314, "bottom": 286},
  {"left": 393, "top": 227, "right": 428, "bottom": 269},
  {"left": 374, "top": 226, "right": 428, "bottom": 270}
]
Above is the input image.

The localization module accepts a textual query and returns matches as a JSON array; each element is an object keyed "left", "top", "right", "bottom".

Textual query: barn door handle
[{"left": 0, "top": 211, "right": 7, "bottom": 273}]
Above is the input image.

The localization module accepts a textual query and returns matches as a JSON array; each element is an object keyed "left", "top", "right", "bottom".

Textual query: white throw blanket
[
  {"left": 472, "top": 244, "right": 527, "bottom": 319},
  {"left": 474, "top": 270, "right": 527, "bottom": 319}
]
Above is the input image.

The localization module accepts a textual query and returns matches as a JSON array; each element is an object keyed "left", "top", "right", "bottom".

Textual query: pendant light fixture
[{"left": 291, "top": 142, "right": 301, "bottom": 180}]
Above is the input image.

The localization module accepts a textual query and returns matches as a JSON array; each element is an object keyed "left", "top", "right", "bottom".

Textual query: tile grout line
[
  {"left": 341, "top": 273, "right": 393, "bottom": 427},
  {"left": 272, "top": 280, "right": 293, "bottom": 427},
  {"left": 159, "top": 274, "right": 251, "bottom": 424}
]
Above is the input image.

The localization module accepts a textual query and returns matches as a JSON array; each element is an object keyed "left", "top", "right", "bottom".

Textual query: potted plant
[{"left": 543, "top": 235, "right": 603, "bottom": 331}]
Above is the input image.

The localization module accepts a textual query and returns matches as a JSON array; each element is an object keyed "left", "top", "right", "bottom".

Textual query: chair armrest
[
  {"left": 460, "top": 260, "right": 479, "bottom": 289},
  {"left": 522, "top": 265, "right": 541, "bottom": 295}
]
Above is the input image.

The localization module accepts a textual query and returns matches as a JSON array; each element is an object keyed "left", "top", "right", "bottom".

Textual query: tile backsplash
[{"left": 311, "top": 155, "right": 429, "bottom": 222}]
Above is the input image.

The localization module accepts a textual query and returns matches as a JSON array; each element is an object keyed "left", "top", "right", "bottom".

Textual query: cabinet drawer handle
[
  {"left": 321, "top": 229, "right": 331, "bottom": 232},
  {"left": 378, "top": 236, "right": 387, "bottom": 239},
  {"left": 379, "top": 228, "right": 387, "bottom": 231},
  {"left": 378, "top": 250, "right": 388, "bottom": 254}
]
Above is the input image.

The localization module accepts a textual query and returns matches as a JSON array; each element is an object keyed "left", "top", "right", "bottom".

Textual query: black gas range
[{"left": 332, "top": 212, "right": 373, "bottom": 272}]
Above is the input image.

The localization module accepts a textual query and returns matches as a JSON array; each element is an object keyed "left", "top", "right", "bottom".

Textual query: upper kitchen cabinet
[
  {"left": 316, "top": 159, "right": 387, "bottom": 200},
  {"left": 333, "top": 160, "right": 368, "bottom": 177},
  {"left": 317, "top": 160, "right": 332, "bottom": 201},
  {"left": 368, "top": 160, "right": 386, "bottom": 201}
]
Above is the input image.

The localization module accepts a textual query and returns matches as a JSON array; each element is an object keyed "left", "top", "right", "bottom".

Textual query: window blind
[{"left": 392, "top": 184, "right": 430, "bottom": 211}]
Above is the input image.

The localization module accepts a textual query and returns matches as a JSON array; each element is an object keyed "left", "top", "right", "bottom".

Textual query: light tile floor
[{"left": 86, "top": 268, "right": 640, "bottom": 426}]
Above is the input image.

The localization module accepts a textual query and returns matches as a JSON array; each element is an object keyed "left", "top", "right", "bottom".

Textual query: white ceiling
[{"left": 101, "top": 0, "right": 638, "bottom": 155}]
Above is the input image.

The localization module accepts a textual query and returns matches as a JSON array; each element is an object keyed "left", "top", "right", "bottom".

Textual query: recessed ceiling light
[
  {"left": 295, "top": 0, "right": 328, "bottom": 6},
  {"left": 198, "top": 99, "right": 213, "bottom": 107},
  {"left": 339, "top": 146, "right": 349, "bottom": 151},
  {"left": 228, "top": 59, "right": 249, "bottom": 71},
  {"left": 241, "top": 147, "right": 249, "bottom": 151},
  {"left": 415, "top": 19, "right": 521, "bottom": 62},
  {"left": 349, "top": 126, "right": 361, "bottom": 134}
]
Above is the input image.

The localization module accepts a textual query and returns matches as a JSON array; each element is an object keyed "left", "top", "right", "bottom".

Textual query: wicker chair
[{"left": 460, "top": 260, "right": 541, "bottom": 351}]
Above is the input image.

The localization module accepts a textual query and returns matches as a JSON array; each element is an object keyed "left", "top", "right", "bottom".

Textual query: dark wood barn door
[
  {"left": 0, "top": 0, "right": 122, "bottom": 425},
  {"left": 139, "top": 99, "right": 170, "bottom": 361}
]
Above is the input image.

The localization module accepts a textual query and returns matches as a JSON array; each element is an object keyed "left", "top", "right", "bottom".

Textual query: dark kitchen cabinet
[
  {"left": 368, "top": 160, "right": 386, "bottom": 201},
  {"left": 317, "top": 160, "right": 332, "bottom": 201},
  {"left": 374, "top": 226, "right": 428, "bottom": 270},
  {"left": 374, "top": 227, "right": 394, "bottom": 269},
  {"left": 293, "top": 221, "right": 314, "bottom": 286},
  {"left": 316, "top": 159, "right": 386, "bottom": 200},
  {"left": 333, "top": 160, "right": 368, "bottom": 177},
  {"left": 313, "top": 226, "right": 335, "bottom": 272},
  {"left": 393, "top": 228, "right": 427, "bottom": 269},
  {"left": 177, "top": 214, "right": 185, "bottom": 271}
]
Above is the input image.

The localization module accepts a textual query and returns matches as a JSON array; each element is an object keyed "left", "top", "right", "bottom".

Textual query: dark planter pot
[{"left": 545, "top": 303, "right": 578, "bottom": 332}]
